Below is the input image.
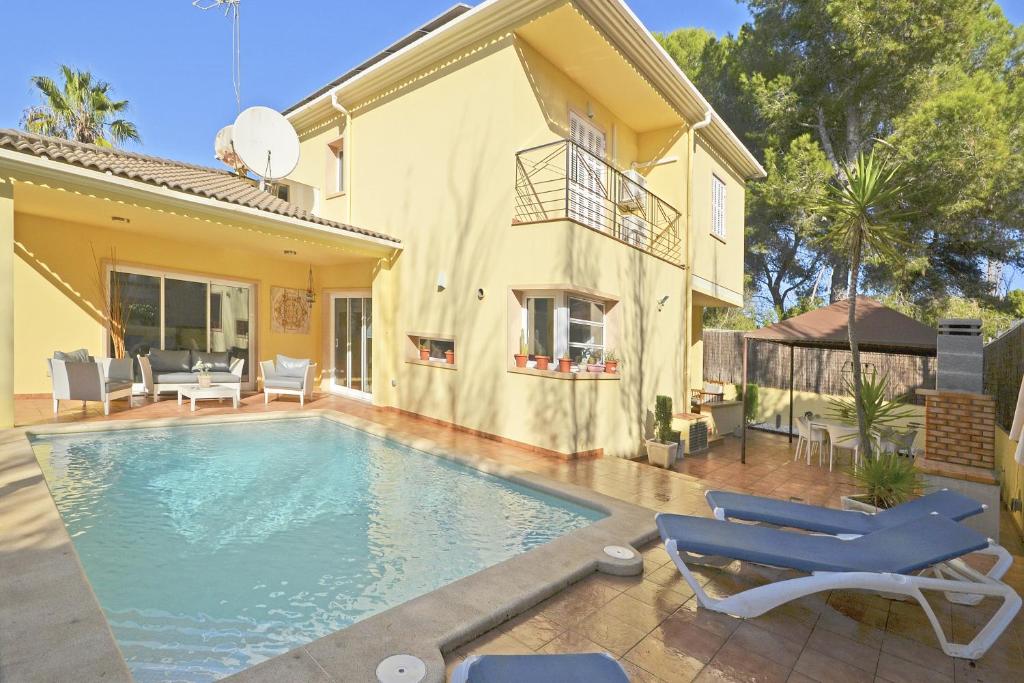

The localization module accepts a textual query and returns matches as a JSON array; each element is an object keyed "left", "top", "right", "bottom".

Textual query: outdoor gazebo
[{"left": 739, "top": 296, "right": 937, "bottom": 462}]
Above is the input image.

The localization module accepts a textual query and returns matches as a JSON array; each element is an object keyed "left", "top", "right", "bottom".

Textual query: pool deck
[{"left": 4, "top": 393, "right": 1024, "bottom": 682}]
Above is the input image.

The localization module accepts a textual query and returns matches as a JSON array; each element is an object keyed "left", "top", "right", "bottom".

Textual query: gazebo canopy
[{"left": 744, "top": 296, "right": 937, "bottom": 356}]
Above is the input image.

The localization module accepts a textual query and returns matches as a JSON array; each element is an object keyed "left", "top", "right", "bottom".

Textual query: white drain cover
[
  {"left": 603, "top": 545, "right": 635, "bottom": 560},
  {"left": 376, "top": 654, "right": 426, "bottom": 683}
]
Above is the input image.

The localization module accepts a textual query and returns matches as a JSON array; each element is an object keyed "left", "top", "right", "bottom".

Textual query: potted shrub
[
  {"left": 535, "top": 354, "right": 550, "bottom": 370},
  {"left": 646, "top": 395, "right": 678, "bottom": 468},
  {"left": 514, "top": 331, "right": 528, "bottom": 368},
  {"left": 558, "top": 353, "right": 572, "bottom": 373},
  {"left": 604, "top": 350, "right": 619, "bottom": 374},
  {"left": 445, "top": 349, "right": 455, "bottom": 364},
  {"left": 585, "top": 351, "right": 604, "bottom": 373},
  {"left": 841, "top": 452, "right": 923, "bottom": 512},
  {"left": 419, "top": 339, "right": 430, "bottom": 361}
]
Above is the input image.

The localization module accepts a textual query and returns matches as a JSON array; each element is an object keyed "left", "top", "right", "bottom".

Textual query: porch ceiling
[
  {"left": 516, "top": 3, "right": 683, "bottom": 133},
  {"left": 12, "top": 182, "right": 378, "bottom": 266}
]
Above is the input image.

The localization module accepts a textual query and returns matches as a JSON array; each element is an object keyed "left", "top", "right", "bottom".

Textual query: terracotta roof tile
[{"left": 0, "top": 129, "right": 399, "bottom": 245}]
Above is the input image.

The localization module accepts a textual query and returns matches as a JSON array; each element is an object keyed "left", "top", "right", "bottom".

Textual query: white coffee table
[{"left": 177, "top": 384, "right": 240, "bottom": 411}]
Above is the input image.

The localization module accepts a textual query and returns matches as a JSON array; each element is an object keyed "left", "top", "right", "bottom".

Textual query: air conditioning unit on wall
[{"left": 618, "top": 168, "right": 647, "bottom": 211}]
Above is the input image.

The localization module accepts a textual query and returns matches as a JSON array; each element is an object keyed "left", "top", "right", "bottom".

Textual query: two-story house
[{"left": 0, "top": 0, "right": 763, "bottom": 457}]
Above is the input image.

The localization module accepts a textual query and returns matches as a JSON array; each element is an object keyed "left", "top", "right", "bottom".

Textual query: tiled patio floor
[{"left": 12, "top": 394, "right": 1024, "bottom": 682}]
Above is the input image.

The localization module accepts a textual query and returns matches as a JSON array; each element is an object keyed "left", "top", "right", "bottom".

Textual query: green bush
[
  {"left": 655, "top": 395, "right": 673, "bottom": 443},
  {"left": 849, "top": 453, "right": 923, "bottom": 508}
]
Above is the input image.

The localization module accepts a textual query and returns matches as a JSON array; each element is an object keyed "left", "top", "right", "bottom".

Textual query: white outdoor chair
[
  {"left": 880, "top": 429, "right": 918, "bottom": 457},
  {"left": 48, "top": 353, "right": 134, "bottom": 415},
  {"left": 794, "top": 416, "right": 826, "bottom": 465},
  {"left": 260, "top": 355, "right": 317, "bottom": 407},
  {"left": 825, "top": 423, "right": 862, "bottom": 471}
]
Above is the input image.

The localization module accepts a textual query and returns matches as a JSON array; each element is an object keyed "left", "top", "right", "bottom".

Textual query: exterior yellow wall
[
  {"left": 1, "top": 179, "right": 13, "bottom": 427},
  {"left": 290, "top": 36, "right": 691, "bottom": 456},
  {"left": 690, "top": 136, "right": 746, "bottom": 302},
  {"left": 996, "top": 427, "right": 1023, "bottom": 538},
  {"left": 13, "top": 212, "right": 374, "bottom": 394}
]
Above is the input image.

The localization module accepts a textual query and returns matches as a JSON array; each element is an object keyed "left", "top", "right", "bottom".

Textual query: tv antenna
[{"left": 193, "top": 0, "right": 242, "bottom": 111}]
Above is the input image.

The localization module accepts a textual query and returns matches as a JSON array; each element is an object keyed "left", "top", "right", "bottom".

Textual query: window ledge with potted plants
[{"left": 408, "top": 334, "right": 457, "bottom": 369}]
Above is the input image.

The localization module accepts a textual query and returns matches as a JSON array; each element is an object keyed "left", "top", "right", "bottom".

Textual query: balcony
[{"left": 514, "top": 139, "right": 683, "bottom": 263}]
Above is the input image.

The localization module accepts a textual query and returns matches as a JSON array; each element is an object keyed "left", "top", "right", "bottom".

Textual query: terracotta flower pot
[
  {"left": 604, "top": 360, "right": 618, "bottom": 374},
  {"left": 445, "top": 350, "right": 455, "bottom": 364},
  {"left": 419, "top": 348, "right": 430, "bottom": 361},
  {"left": 535, "top": 355, "right": 550, "bottom": 370},
  {"left": 558, "top": 358, "right": 572, "bottom": 372},
  {"left": 514, "top": 354, "right": 528, "bottom": 368}
]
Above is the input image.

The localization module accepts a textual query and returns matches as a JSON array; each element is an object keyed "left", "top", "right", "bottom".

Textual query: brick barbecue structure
[{"left": 921, "top": 390, "right": 996, "bottom": 471}]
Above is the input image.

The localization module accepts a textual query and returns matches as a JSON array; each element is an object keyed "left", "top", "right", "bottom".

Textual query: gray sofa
[{"left": 138, "top": 350, "right": 245, "bottom": 400}]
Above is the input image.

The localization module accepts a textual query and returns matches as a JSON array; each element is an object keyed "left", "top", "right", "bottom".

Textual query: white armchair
[
  {"left": 260, "top": 355, "right": 317, "bottom": 407},
  {"left": 48, "top": 352, "right": 134, "bottom": 415}
]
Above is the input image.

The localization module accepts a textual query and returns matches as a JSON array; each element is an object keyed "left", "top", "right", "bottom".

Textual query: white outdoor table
[{"left": 177, "top": 384, "right": 240, "bottom": 412}]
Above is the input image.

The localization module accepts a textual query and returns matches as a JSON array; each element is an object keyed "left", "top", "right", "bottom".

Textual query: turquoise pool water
[{"left": 31, "top": 418, "right": 603, "bottom": 682}]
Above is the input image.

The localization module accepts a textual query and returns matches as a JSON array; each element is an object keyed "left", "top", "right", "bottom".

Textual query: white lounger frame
[
  {"left": 709, "top": 491, "right": 1011, "bottom": 599},
  {"left": 665, "top": 538, "right": 1021, "bottom": 660}
]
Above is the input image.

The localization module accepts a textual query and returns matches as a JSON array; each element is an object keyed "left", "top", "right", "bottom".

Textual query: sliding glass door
[
  {"left": 331, "top": 294, "right": 372, "bottom": 397},
  {"left": 111, "top": 267, "right": 254, "bottom": 386}
]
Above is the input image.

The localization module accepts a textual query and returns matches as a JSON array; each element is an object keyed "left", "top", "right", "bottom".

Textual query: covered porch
[{"left": 0, "top": 130, "right": 400, "bottom": 427}]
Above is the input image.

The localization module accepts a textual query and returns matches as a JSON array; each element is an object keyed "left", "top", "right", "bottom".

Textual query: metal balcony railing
[{"left": 514, "top": 139, "right": 683, "bottom": 263}]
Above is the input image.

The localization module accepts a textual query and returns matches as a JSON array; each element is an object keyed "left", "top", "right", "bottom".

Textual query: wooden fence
[
  {"left": 702, "top": 329, "right": 935, "bottom": 402},
  {"left": 983, "top": 322, "right": 1024, "bottom": 431}
]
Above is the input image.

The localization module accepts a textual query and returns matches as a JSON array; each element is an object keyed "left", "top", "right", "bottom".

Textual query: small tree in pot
[
  {"left": 514, "top": 331, "right": 528, "bottom": 368},
  {"left": 646, "top": 395, "right": 678, "bottom": 468}
]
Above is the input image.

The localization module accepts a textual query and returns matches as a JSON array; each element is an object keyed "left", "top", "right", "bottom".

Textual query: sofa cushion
[
  {"left": 276, "top": 354, "right": 309, "bottom": 378},
  {"left": 264, "top": 374, "right": 304, "bottom": 390},
  {"left": 154, "top": 372, "right": 198, "bottom": 384},
  {"left": 193, "top": 351, "right": 231, "bottom": 373},
  {"left": 54, "top": 348, "right": 91, "bottom": 363},
  {"left": 154, "top": 372, "right": 241, "bottom": 385},
  {"left": 149, "top": 349, "right": 192, "bottom": 373}
]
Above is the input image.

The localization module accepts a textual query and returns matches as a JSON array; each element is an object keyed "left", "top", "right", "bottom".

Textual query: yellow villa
[{"left": 0, "top": 0, "right": 764, "bottom": 457}]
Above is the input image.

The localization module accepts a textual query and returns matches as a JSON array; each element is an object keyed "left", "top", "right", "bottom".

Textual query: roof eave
[
  {"left": 0, "top": 149, "right": 403, "bottom": 253},
  {"left": 285, "top": 0, "right": 765, "bottom": 180}
]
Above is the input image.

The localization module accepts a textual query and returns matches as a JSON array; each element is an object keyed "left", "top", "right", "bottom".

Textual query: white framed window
[
  {"left": 519, "top": 291, "right": 608, "bottom": 366},
  {"left": 711, "top": 174, "right": 726, "bottom": 238},
  {"left": 335, "top": 146, "right": 345, "bottom": 193},
  {"left": 327, "top": 139, "right": 345, "bottom": 194}
]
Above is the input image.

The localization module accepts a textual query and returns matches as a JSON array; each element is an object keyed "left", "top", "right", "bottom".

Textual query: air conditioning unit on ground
[{"left": 618, "top": 168, "right": 647, "bottom": 211}]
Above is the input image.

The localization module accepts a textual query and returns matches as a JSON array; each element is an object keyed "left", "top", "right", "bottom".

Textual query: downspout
[
  {"left": 330, "top": 89, "right": 352, "bottom": 223},
  {"left": 684, "top": 109, "right": 713, "bottom": 403}
]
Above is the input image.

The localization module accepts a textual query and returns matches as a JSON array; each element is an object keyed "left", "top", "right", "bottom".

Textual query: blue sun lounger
[
  {"left": 451, "top": 653, "right": 629, "bottom": 683},
  {"left": 705, "top": 488, "right": 985, "bottom": 535},
  {"left": 703, "top": 488, "right": 1010, "bottom": 594},
  {"left": 657, "top": 513, "right": 1020, "bottom": 660}
]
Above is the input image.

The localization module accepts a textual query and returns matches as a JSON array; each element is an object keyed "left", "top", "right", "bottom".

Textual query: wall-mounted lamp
[
  {"left": 657, "top": 294, "right": 670, "bottom": 311},
  {"left": 476, "top": 287, "right": 486, "bottom": 300},
  {"left": 305, "top": 265, "right": 316, "bottom": 303},
  {"left": 436, "top": 272, "right": 447, "bottom": 291},
  {"left": 586, "top": 101, "right": 595, "bottom": 119}
]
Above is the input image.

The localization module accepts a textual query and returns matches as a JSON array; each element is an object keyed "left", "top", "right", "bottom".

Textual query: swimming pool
[{"left": 31, "top": 418, "right": 604, "bottom": 682}]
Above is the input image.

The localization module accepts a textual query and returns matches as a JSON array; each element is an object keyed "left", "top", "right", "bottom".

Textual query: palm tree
[
  {"left": 819, "top": 150, "right": 909, "bottom": 458},
  {"left": 21, "top": 65, "right": 140, "bottom": 147}
]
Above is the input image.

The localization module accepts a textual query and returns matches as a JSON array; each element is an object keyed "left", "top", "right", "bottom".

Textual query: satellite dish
[
  {"left": 231, "top": 106, "right": 300, "bottom": 181},
  {"left": 214, "top": 125, "right": 245, "bottom": 172}
]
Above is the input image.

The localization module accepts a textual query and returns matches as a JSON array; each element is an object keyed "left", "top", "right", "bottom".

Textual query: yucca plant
[
  {"left": 848, "top": 453, "right": 923, "bottom": 509},
  {"left": 827, "top": 373, "right": 917, "bottom": 447},
  {"left": 818, "top": 149, "right": 911, "bottom": 458}
]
